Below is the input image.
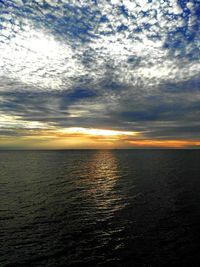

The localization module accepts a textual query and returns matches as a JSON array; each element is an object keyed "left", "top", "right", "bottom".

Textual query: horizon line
[{"left": 1, "top": 148, "right": 200, "bottom": 151}]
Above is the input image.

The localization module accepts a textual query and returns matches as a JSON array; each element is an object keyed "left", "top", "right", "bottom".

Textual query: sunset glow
[
  {"left": 1, "top": 1, "right": 200, "bottom": 266},
  {"left": 1, "top": 125, "right": 200, "bottom": 149},
  {"left": 1, "top": 0, "right": 200, "bottom": 149},
  {"left": 60, "top": 127, "right": 138, "bottom": 137},
  {"left": 129, "top": 140, "right": 200, "bottom": 149}
]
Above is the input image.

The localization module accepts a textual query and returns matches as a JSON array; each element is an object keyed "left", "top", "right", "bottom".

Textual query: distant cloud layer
[{"left": 0, "top": 0, "right": 200, "bottom": 148}]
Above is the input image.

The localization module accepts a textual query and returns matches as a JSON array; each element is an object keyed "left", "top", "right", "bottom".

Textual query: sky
[{"left": 0, "top": 0, "right": 200, "bottom": 149}]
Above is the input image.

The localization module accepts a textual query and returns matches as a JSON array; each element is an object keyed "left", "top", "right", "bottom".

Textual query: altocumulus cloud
[{"left": 0, "top": 0, "right": 200, "bottom": 148}]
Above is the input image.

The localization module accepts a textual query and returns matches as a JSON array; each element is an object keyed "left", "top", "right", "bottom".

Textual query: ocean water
[{"left": 1, "top": 150, "right": 200, "bottom": 267}]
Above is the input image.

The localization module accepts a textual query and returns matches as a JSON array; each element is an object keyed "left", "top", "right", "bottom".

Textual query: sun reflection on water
[{"left": 80, "top": 150, "right": 126, "bottom": 218}]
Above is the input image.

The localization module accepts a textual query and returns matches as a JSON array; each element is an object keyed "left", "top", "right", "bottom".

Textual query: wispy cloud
[{"left": 0, "top": 0, "right": 200, "bottom": 148}]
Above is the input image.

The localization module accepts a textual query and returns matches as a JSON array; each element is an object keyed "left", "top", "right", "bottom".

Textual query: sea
[{"left": 1, "top": 150, "right": 200, "bottom": 266}]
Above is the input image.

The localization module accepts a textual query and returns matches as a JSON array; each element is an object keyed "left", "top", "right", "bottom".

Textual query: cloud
[{"left": 0, "top": 0, "right": 200, "bottom": 147}]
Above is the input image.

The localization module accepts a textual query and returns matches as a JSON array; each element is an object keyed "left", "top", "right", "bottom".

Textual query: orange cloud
[
  {"left": 129, "top": 139, "right": 200, "bottom": 148},
  {"left": 1, "top": 127, "right": 200, "bottom": 149}
]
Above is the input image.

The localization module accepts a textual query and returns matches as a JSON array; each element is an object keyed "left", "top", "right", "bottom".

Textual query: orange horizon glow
[
  {"left": 129, "top": 139, "right": 200, "bottom": 148},
  {"left": 0, "top": 126, "right": 200, "bottom": 149}
]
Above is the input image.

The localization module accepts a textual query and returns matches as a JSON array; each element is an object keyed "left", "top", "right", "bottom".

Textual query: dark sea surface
[{"left": 1, "top": 150, "right": 200, "bottom": 267}]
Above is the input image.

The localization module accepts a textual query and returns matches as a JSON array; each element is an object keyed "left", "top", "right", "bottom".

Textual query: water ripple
[{"left": 1, "top": 150, "right": 200, "bottom": 266}]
